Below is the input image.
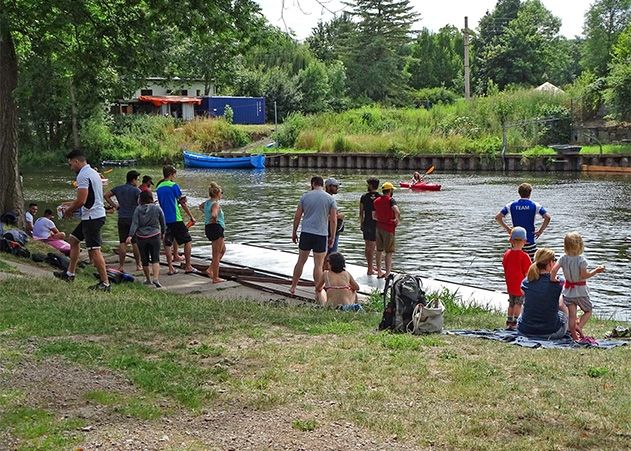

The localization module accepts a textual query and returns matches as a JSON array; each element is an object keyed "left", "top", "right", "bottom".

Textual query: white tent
[{"left": 534, "top": 82, "right": 565, "bottom": 94}]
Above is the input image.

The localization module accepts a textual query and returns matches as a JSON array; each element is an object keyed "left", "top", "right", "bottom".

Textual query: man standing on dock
[
  {"left": 495, "top": 183, "right": 551, "bottom": 258},
  {"left": 373, "top": 182, "right": 400, "bottom": 279},
  {"left": 359, "top": 178, "right": 380, "bottom": 275},
  {"left": 290, "top": 176, "right": 337, "bottom": 295}
]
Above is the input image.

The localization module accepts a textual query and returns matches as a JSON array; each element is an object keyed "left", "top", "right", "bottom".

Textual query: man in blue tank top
[{"left": 496, "top": 183, "right": 551, "bottom": 258}]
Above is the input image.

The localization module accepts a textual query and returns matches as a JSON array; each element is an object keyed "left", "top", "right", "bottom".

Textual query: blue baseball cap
[{"left": 510, "top": 227, "right": 527, "bottom": 241}]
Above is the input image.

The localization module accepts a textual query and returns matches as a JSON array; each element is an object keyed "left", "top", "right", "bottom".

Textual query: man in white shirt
[
  {"left": 33, "top": 209, "right": 71, "bottom": 255},
  {"left": 24, "top": 203, "right": 38, "bottom": 236},
  {"left": 54, "top": 149, "right": 110, "bottom": 291}
]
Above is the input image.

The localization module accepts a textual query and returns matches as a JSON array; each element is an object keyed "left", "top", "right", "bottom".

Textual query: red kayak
[{"left": 399, "top": 182, "right": 442, "bottom": 191}]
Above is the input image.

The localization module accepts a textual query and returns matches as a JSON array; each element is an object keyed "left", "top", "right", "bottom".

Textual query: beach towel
[{"left": 446, "top": 329, "right": 627, "bottom": 349}]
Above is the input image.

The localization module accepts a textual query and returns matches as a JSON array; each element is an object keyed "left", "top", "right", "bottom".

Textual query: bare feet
[
  {"left": 172, "top": 255, "right": 183, "bottom": 263},
  {"left": 116, "top": 266, "right": 124, "bottom": 272},
  {"left": 212, "top": 278, "right": 226, "bottom": 284},
  {"left": 136, "top": 265, "right": 143, "bottom": 272},
  {"left": 289, "top": 285, "right": 296, "bottom": 295}
]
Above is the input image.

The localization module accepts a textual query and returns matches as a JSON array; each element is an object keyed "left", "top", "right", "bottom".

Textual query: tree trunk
[
  {"left": 69, "top": 79, "right": 80, "bottom": 148},
  {"left": 0, "top": 20, "right": 24, "bottom": 224}
]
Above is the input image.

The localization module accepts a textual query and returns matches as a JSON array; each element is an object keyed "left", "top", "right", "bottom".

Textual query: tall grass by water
[
  {"left": 277, "top": 89, "right": 574, "bottom": 155},
  {"left": 19, "top": 116, "right": 273, "bottom": 167}
]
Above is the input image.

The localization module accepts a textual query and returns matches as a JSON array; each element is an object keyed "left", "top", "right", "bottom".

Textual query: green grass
[{"left": 0, "top": 270, "right": 629, "bottom": 449}]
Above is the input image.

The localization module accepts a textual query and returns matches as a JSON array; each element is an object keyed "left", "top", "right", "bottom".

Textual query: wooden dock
[{"left": 191, "top": 243, "right": 508, "bottom": 312}]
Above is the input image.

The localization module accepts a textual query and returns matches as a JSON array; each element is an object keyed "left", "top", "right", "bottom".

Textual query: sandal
[
  {"left": 185, "top": 268, "right": 202, "bottom": 275},
  {"left": 167, "top": 270, "right": 179, "bottom": 276}
]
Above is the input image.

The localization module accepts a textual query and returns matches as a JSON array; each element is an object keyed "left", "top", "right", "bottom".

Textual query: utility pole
[{"left": 464, "top": 16, "right": 471, "bottom": 100}]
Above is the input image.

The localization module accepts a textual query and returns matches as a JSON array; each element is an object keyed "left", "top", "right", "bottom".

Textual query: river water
[{"left": 23, "top": 167, "right": 631, "bottom": 321}]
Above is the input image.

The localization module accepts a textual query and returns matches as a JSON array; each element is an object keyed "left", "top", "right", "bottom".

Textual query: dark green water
[{"left": 23, "top": 166, "right": 631, "bottom": 321}]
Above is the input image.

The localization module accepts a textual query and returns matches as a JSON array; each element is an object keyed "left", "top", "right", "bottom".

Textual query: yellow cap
[{"left": 382, "top": 182, "right": 395, "bottom": 190}]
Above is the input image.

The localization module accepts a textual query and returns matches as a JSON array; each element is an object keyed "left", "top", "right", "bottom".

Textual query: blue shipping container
[{"left": 199, "top": 96, "right": 266, "bottom": 124}]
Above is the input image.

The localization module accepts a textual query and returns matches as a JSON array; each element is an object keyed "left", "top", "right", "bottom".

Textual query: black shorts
[
  {"left": 164, "top": 221, "right": 192, "bottom": 246},
  {"left": 70, "top": 217, "right": 105, "bottom": 250},
  {"left": 137, "top": 235, "right": 161, "bottom": 266},
  {"left": 362, "top": 222, "right": 377, "bottom": 242},
  {"left": 205, "top": 223, "right": 224, "bottom": 241},
  {"left": 117, "top": 218, "right": 136, "bottom": 244},
  {"left": 299, "top": 232, "right": 327, "bottom": 253}
]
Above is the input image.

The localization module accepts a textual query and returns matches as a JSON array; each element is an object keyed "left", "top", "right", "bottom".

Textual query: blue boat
[{"left": 183, "top": 151, "right": 265, "bottom": 169}]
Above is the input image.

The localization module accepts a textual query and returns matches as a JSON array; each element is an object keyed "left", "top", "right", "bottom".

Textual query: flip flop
[
  {"left": 185, "top": 268, "right": 202, "bottom": 275},
  {"left": 167, "top": 270, "right": 179, "bottom": 276},
  {"left": 377, "top": 274, "right": 385, "bottom": 279}
]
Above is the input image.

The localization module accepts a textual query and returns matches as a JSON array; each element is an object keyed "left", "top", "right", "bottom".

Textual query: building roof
[
  {"left": 138, "top": 95, "right": 202, "bottom": 106},
  {"left": 534, "top": 82, "right": 565, "bottom": 94}
]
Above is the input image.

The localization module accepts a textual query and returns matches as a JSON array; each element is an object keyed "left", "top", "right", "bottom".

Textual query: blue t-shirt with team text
[{"left": 500, "top": 198, "right": 547, "bottom": 244}]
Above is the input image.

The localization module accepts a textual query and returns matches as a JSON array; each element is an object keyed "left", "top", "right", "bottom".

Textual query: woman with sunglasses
[{"left": 517, "top": 248, "right": 570, "bottom": 339}]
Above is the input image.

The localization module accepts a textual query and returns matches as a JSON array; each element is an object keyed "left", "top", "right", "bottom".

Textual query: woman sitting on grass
[
  {"left": 517, "top": 248, "right": 570, "bottom": 339},
  {"left": 315, "top": 252, "right": 360, "bottom": 307}
]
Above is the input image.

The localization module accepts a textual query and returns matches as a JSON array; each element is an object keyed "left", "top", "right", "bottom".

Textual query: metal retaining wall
[{"left": 249, "top": 153, "right": 631, "bottom": 172}]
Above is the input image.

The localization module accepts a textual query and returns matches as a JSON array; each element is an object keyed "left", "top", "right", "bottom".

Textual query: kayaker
[
  {"left": 104, "top": 170, "right": 142, "bottom": 272},
  {"left": 410, "top": 171, "right": 423, "bottom": 185},
  {"left": 290, "top": 176, "right": 337, "bottom": 295},
  {"left": 359, "top": 177, "right": 380, "bottom": 275},
  {"left": 373, "top": 182, "right": 400, "bottom": 279},
  {"left": 495, "top": 183, "right": 551, "bottom": 258}
]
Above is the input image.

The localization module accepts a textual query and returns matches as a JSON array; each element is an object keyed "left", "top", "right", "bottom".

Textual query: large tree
[
  {"left": 582, "top": 0, "right": 631, "bottom": 77},
  {"left": 0, "top": 0, "right": 256, "bottom": 217},
  {"left": 342, "top": 0, "right": 420, "bottom": 102}
]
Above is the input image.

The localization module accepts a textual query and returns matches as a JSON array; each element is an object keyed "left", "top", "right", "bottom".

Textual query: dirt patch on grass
[{"left": 1, "top": 352, "right": 415, "bottom": 450}]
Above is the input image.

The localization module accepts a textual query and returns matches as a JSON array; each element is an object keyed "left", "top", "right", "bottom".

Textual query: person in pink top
[{"left": 502, "top": 227, "right": 532, "bottom": 330}]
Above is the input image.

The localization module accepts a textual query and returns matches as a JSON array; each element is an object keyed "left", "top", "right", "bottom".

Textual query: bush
[
  {"left": 276, "top": 112, "right": 307, "bottom": 147},
  {"left": 414, "top": 87, "right": 457, "bottom": 108},
  {"left": 536, "top": 104, "right": 572, "bottom": 144},
  {"left": 605, "top": 62, "right": 631, "bottom": 120},
  {"left": 224, "top": 105, "right": 234, "bottom": 124}
]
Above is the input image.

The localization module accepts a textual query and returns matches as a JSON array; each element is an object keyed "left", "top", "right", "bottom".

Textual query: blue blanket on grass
[{"left": 447, "top": 329, "right": 627, "bottom": 349}]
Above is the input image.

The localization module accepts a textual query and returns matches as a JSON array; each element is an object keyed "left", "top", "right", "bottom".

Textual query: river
[{"left": 23, "top": 167, "right": 631, "bottom": 321}]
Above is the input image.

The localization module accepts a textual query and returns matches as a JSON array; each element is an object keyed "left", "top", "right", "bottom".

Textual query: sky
[{"left": 254, "top": 0, "right": 592, "bottom": 40}]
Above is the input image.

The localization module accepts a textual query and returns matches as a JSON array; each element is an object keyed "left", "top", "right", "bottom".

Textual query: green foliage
[
  {"left": 605, "top": 62, "right": 631, "bottom": 120},
  {"left": 581, "top": 0, "right": 631, "bottom": 77},
  {"left": 414, "top": 87, "right": 457, "bottom": 108},
  {"left": 587, "top": 367, "right": 609, "bottom": 378},
  {"left": 298, "top": 60, "right": 331, "bottom": 114},
  {"left": 275, "top": 112, "right": 307, "bottom": 147},
  {"left": 279, "top": 89, "right": 571, "bottom": 154},
  {"left": 535, "top": 104, "right": 572, "bottom": 144},
  {"left": 292, "top": 419, "right": 318, "bottom": 431}
]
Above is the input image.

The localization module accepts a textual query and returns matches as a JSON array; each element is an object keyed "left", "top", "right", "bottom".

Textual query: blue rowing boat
[{"left": 183, "top": 151, "right": 265, "bottom": 169}]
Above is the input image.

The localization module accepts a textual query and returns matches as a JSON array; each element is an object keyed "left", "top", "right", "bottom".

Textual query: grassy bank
[
  {"left": 19, "top": 116, "right": 274, "bottom": 167},
  {"left": 0, "top": 255, "right": 629, "bottom": 450}
]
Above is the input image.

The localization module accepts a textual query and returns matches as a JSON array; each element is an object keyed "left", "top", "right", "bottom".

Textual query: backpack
[
  {"left": 378, "top": 274, "right": 428, "bottom": 333},
  {"left": 0, "top": 236, "right": 30, "bottom": 259},
  {"left": 3, "top": 230, "right": 28, "bottom": 247},
  {"left": 45, "top": 252, "right": 70, "bottom": 271},
  {"left": 96, "top": 267, "right": 134, "bottom": 284}
]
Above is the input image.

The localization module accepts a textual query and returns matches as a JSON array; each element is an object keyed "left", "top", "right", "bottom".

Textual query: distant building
[{"left": 534, "top": 82, "right": 565, "bottom": 95}]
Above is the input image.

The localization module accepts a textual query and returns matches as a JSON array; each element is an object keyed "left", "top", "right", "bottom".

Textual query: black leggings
[{"left": 137, "top": 236, "right": 161, "bottom": 266}]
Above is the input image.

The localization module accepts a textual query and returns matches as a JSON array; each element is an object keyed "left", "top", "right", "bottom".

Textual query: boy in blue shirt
[{"left": 495, "top": 183, "right": 551, "bottom": 258}]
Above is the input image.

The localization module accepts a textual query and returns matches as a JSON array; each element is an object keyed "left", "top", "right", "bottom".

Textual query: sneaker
[
  {"left": 53, "top": 271, "right": 75, "bottom": 282},
  {"left": 143, "top": 279, "right": 153, "bottom": 286},
  {"left": 88, "top": 282, "right": 111, "bottom": 292},
  {"left": 153, "top": 281, "right": 162, "bottom": 289}
]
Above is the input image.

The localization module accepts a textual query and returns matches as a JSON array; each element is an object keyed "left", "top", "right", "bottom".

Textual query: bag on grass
[
  {"left": 378, "top": 273, "right": 427, "bottom": 333},
  {"left": 411, "top": 298, "right": 445, "bottom": 334},
  {"left": 0, "top": 236, "right": 30, "bottom": 258},
  {"left": 45, "top": 252, "right": 69, "bottom": 271},
  {"left": 3, "top": 229, "right": 28, "bottom": 247},
  {"left": 96, "top": 267, "right": 134, "bottom": 284}
]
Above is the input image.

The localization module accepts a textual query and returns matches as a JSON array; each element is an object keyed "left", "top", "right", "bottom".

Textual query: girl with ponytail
[{"left": 517, "top": 248, "right": 570, "bottom": 339}]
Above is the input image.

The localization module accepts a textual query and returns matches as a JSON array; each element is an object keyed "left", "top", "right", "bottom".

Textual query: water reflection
[{"left": 23, "top": 167, "right": 631, "bottom": 321}]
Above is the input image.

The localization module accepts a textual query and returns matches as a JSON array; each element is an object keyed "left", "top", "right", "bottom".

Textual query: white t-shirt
[
  {"left": 25, "top": 211, "right": 34, "bottom": 227},
  {"left": 76, "top": 164, "right": 106, "bottom": 220},
  {"left": 32, "top": 217, "right": 56, "bottom": 240}
]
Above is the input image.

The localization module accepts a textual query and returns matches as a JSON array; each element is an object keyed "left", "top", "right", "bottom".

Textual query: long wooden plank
[{"left": 581, "top": 164, "right": 631, "bottom": 174}]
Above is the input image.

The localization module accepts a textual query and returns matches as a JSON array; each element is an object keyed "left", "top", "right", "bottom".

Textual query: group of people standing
[
  {"left": 497, "top": 183, "right": 605, "bottom": 342},
  {"left": 51, "top": 150, "right": 226, "bottom": 291},
  {"left": 289, "top": 176, "right": 401, "bottom": 307}
]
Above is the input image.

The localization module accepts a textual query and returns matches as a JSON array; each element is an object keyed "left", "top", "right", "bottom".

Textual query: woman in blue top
[
  {"left": 517, "top": 248, "right": 569, "bottom": 339},
  {"left": 199, "top": 182, "right": 225, "bottom": 283}
]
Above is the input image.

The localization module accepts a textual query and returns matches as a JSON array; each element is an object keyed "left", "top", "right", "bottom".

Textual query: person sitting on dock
[
  {"left": 359, "top": 178, "right": 380, "bottom": 275},
  {"left": 156, "top": 165, "right": 198, "bottom": 275},
  {"left": 290, "top": 176, "right": 337, "bottom": 295},
  {"left": 104, "top": 170, "right": 142, "bottom": 272},
  {"left": 199, "top": 182, "right": 226, "bottom": 284},
  {"left": 495, "top": 183, "right": 551, "bottom": 258},
  {"left": 315, "top": 252, "right": 360, "bottom": 307},
  {"left": 373, "top": 182, "right": 400, "bottom": 279},
  {"left": 32, "top": 209, "right": 71, "bottom": 255}
]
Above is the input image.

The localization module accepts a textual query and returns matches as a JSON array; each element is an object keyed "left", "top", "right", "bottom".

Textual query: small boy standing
[{"left": 502, "top": 227, "right": 532, "bottom": 330}]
